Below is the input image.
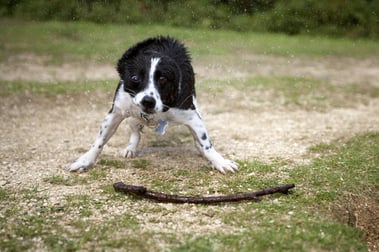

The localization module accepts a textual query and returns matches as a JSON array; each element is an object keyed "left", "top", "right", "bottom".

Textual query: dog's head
[{"left": 117, "top": 36, "right": 194, "bottom": 115}]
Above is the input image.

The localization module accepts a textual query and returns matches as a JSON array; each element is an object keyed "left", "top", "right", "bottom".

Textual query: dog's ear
[
  {"left": 117, "top": 44, "right": 140, "bottom": 79},
  {"left": 117, "top": 54, "right": 129, "bottom": 79},
  {"left": 117, "top": 37, "right": 165, "bottom": 78},
  {"left": 117, "top": 60, "right": 128, "bottom": 80}
]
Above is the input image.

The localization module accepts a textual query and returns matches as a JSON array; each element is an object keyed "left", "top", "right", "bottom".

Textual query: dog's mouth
[
  {"left": 141, "top": 107, "right": 156, "bottom": 114},
  {"left": 140, "top": 112, "right": 151, "bottom": 121}
]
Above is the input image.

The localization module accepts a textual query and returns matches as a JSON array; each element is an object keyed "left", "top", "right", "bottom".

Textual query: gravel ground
[{"left": 1, "top": 53, "right": 379, "bottom": 186}]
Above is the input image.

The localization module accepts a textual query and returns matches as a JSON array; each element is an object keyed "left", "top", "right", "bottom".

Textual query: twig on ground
[{"left": 113, "top": 182, "right": 295, "bottom": 204}]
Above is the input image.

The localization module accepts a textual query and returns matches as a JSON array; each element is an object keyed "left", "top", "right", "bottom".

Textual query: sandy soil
[{"left": 0, "top": 52, "right": 378, "bottom": 250}]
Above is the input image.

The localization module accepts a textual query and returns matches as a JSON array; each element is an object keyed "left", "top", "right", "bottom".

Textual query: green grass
[
  {"left": 1, "top": 133, "right": 377, "bottom": 251},
  {"left": 296, "top": 133, "right": 379, "bottom": 199},
  {"left": 43, "top": 174, "right": 73, "bottom": 185},
  {"left": 0, "top": 80, "right": 115, "bottom": 97},
  {"left": 98, "top": 158, "right": 126, "bottom": 169},
  {"left": 43, "top": 174, "right": 89, "bottom": 186},
  {"left": 199, "top": 76, "right": 379, "bottom": 111},
  {"left": 1, "top": 19, "right": 378, "bottom": 65},
  {"left": 131, "top": 159, "right": 152, "bottom": 169},
  {"left": 173, "top": 220, "right": 367, "bottom": 252},
  {"left": 2, "top": 76, "right": 378, "bottom": 111},
  {"left": 4, "top": 76, "right": 378, "bottom": 113}
]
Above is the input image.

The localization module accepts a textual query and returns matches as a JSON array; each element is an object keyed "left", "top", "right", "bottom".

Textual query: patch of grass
[
  {"left": 292, "top": 133, "right": 378, "bottom": 200},
  {"left": 63, "top": 193, "right": 106, "bottom": 218},
  {"left": 0, "top": 187, "right": 13, "bottom": 201},
  {"left": 1, "top": 133, "right": 377, "bottom": 251},
  {"left": 44, "top": 235, "right": 79, "bottom": 252},
  {"left": 131, "top": 159, "right": 151, "bottom": 169},
  {"left": 201, "top": 76, "right": 379, "bottom": 110},
  {"left": 307, "top": 142, "right": 337, "bottom": 154},
  {"left": 0, "top": 184, "right": 150, "bottom": 251},
  {"left": 1, "top": 20, "right": 378, "bottom": 65},
  {"left": 43, "top": 174, "right": 89, "bottom": 186},
  {"left": 0, "top": 187, "right": 70, "bottom": 251},
  {"left": 217, "top": 160, "right": 286, "bottom": 194},
  {"left": 3, "top": 77, "right": 377, "bottom": 112},
  {"left": 176, "top": 133, "right": 376, "bottom": 251},
  {"left": 43, "top": 175, "right": 71, "bottom": 185},
  {"left": 173, "top": 218, "right": 366, "bottom": 252},
  {"left": 98, "top": 158, "right": 126, "bottom": 169},
  {"left": 0, "top": 80, "right": 115, "bottom": 97},
  {"left": 88, "top": 169, "right": 108, "bottom": 180}
]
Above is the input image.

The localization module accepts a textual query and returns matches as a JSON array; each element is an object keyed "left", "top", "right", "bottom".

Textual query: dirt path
[
  {"left": 0, "top": 55, "right": 379, "bottom": 185},
  {"left": 1, "top": 53, "right": 378, "bottom": 186}
]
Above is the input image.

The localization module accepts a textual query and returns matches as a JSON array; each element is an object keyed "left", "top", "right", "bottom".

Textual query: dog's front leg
[
  {"left": 120, "top": 118, "right": 143, "bottom": 158},
  {"left": 179, "top": 110, "right": 238, "bottom": 174},
  {"left": 68, "top": 108, "right": 125, "bottom": 172}
]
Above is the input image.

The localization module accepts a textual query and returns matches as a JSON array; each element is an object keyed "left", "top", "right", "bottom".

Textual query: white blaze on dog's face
[
  {"left": 124, "top": 56, "right": 182, "bottom": 115},
  {"left": 133, "top": 58, "right": 163, "bottom": 114}
]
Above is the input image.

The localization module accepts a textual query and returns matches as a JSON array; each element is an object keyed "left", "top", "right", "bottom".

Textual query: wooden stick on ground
[{"left": 113, "top": 182, "right": 295, "bottom": 204}]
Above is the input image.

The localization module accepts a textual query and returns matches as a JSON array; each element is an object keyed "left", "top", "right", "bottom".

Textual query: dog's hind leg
[
  {"left": 68, "top": 107, "right": 125, "bottom": 172},
  {"left": 120, "top": 117, "right": 143, "bottom": 158}
]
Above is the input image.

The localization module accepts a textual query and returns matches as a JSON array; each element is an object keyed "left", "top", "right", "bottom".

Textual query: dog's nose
[{"left": 141, "top": 96, "right": 156, "bottom": 111}]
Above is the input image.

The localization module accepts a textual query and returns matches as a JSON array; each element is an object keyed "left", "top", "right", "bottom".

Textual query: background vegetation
[{"left": 1, "top": 0, "right": 379, "bottom": 38}]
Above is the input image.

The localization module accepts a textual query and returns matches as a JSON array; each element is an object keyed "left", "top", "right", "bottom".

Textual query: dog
[{"left": 68, "top": 36, "right": 238, "bottom": 174}]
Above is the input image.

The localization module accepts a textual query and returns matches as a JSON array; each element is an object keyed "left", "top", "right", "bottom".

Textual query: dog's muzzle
[{"left": 140, "top": 96, "right": 156, "bottom": 114}]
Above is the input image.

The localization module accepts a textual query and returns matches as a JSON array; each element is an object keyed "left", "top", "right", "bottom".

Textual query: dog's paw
[
  {"left": 120, "top": 146, "right": 137, "bottom": 159},
  {"left": 212, "top": 158, "right": 239, "bottom": 174},
  {"left": 68, "top": 155, "right": 95, "bottom": 172}
]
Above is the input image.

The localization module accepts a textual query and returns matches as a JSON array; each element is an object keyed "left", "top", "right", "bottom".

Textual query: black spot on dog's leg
[{"left": 201, "top": 133, "right": 207, "bottom": 140}]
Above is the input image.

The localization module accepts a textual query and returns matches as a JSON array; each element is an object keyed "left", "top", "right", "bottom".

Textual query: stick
[{"left": 113, "top": 182, "right": 295, "bottom": 204}]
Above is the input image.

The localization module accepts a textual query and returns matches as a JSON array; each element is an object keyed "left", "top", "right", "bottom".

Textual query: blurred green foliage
[{"left": 1, "top": 0, "right": 378, "bottom": 38}]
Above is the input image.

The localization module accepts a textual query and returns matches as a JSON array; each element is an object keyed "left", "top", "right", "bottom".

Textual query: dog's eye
[
  {"left": 158, "top": 76, "right": 167, "bottom": 86},
  {"left": 130, "top": 75, "right": 140, "bottom": 83}
]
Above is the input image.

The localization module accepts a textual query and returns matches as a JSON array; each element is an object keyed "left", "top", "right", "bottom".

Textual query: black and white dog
[{"left": 68, "top": 36, "right": 238, "bottom": 173}]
